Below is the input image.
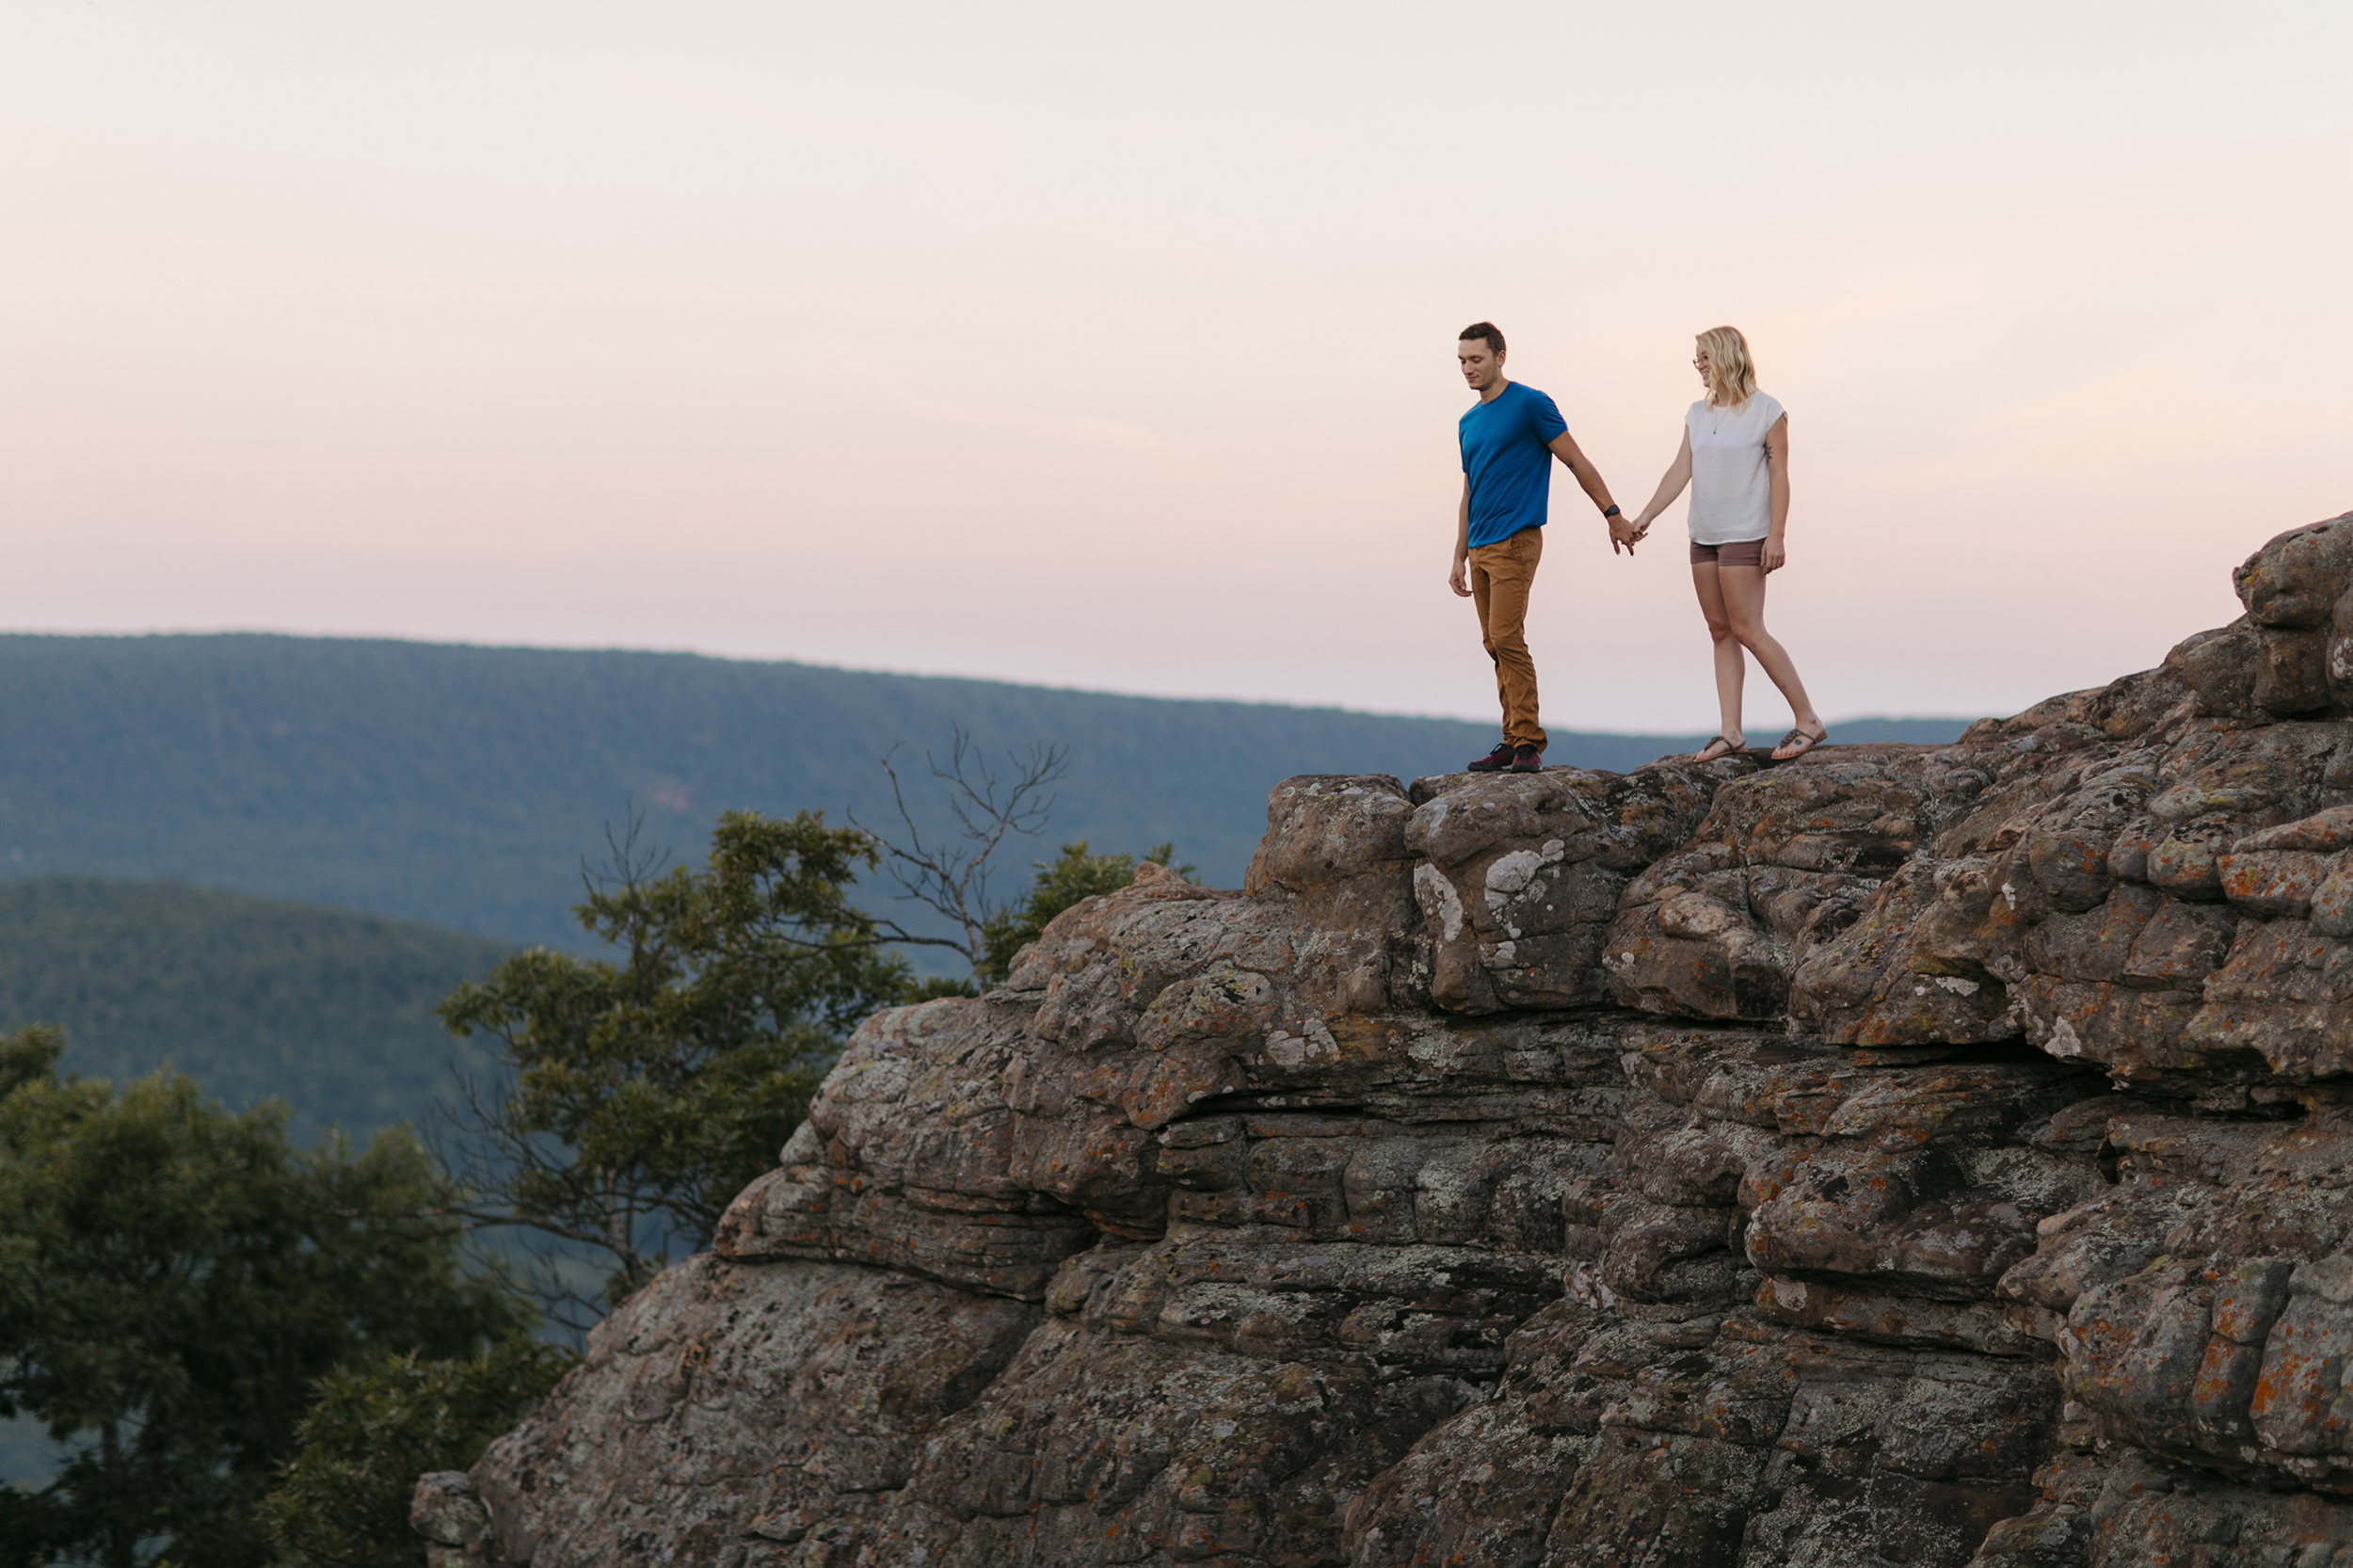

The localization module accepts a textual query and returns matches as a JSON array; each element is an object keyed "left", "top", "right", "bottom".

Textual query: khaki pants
[{"left": 1469, "top": 525, "right": 1545, "bottom": 749}]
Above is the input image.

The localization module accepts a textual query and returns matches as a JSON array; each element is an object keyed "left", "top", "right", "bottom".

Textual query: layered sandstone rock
[{"left": 418, "top": 515, "right": 2353, "bottom": 1567}]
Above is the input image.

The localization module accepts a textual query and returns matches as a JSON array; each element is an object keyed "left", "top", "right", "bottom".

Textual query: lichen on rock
[{"left": 422, "top": 514, "right": 2353, "bottom": 1567}]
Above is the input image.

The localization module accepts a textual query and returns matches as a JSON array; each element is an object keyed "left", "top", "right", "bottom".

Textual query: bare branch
[
  {"left": 850, "top": 727, "right": 1068, "bottom": 976},
  {"left": 581, "top": 801, "right": 668, "bottom": 900}
]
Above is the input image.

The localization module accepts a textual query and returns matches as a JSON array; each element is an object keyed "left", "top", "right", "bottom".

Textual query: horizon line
[{"left": 0, "top": 622, "right": 1995, "bottom": 732}]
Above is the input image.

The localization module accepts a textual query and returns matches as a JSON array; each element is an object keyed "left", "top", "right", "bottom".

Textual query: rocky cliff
[{"left": 414, "top": 515, "right": 2353, "bottom": 1567}]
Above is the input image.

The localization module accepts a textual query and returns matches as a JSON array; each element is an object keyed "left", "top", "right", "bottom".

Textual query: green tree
[
  {"left": 0, "top": 1029, "right": 527, "bottom": 1568},
  {"left": 257, "top": 1340, "right": 574, "bottom": 1568},
  {"left": 974, "top": 840, "right": 1193, "bottom": 985},
  {"left": 434, "top": 810, "right": 915, "bottom": 1312}
]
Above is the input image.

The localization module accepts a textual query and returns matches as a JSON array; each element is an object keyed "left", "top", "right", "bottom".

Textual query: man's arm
[
  {"left": 1547, "top": 431, "right": 1640, "bottom": 552},
  {"left": 1449, "top": 477, "right": 1472, "bottom": 597}
]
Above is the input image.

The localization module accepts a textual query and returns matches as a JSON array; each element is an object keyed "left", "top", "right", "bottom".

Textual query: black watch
[{"left": 1602, "top": 504, "right": 1622, "bottom": 519}]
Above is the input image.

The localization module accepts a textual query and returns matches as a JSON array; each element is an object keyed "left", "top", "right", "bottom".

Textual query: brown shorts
[{"left": 1690, "top": 538, "right": 1765, "bottom": 568}]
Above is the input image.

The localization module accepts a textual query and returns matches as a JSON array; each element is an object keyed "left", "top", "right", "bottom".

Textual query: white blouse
[{"left": 1685, "top": 392, "right": 1785, "bottom": 545}]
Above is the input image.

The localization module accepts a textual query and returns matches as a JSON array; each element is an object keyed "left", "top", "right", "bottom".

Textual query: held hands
[{"left": 1609, "top": 515, "right": 1644, "bottom": 555}]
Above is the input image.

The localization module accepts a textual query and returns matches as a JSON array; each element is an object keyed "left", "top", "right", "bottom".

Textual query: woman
[{"left": 1627, "top": 326, "right": 1828, "bottom": 762}]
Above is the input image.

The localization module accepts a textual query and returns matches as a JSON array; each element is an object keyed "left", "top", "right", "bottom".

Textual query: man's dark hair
[{"left": 1460, "top": 322, "right": 1505, "bottom": 355}]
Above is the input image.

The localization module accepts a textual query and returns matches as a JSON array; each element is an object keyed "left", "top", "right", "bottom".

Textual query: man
[{"left": 1450, "top": 321, "right": 1637, "bottom": 774}]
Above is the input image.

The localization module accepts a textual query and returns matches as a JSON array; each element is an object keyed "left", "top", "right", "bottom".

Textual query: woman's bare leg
[
  {"left": 1714, "top": 566, "right": 1823, "bottom": 740},
  {"left": 1691, "top": 563, "right": 1746, "bottom": 747}
]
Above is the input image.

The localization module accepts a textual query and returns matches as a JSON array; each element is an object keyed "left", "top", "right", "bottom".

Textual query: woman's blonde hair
[{"left": 1696, "top": 326, "right": 1758, "bottom": 408}]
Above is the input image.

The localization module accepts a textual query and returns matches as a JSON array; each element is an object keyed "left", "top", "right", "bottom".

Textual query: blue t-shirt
[{"left": 1459, "top": 381, "right": 1568, "bottom": 548}]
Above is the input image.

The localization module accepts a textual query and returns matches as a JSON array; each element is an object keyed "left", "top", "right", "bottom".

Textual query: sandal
[
  {"left": 1691, "top": 735, "right": 1743, "bottom": 763},
  {"left": 1771, "top": 726, "right": 1828, "bottom": 760}
]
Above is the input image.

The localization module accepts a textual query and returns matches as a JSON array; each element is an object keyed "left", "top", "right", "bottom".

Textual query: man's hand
[
  {"left": 1762, "top": 536, "right": 1786, "bottom": 573},
  {"left": 1449, "top": 554, "right": 1471, "bottom": 597},
  {"left": 1609, "top": 516, "right": 1641, "bottom": 555}
]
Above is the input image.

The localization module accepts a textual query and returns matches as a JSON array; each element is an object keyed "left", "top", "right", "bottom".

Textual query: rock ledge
[{"left": 425, "top": 516, "right": 2353, "bottom": 1568}]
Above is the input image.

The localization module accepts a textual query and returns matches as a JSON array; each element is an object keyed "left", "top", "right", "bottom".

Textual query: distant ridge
[
  {"left": 0, "top": 633, "right": 1974, "bottom": 949},
  {"left": 0, "top": 876, "right": 510, "bottom": 1139}
]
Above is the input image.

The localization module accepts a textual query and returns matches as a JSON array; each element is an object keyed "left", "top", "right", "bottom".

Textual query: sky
[{"left": 0, "top": 1, "right": 2346, "bottom": 732}]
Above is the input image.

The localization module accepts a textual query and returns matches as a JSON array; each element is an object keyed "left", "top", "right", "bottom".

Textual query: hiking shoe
[
  {"left": 1465, "top": 741, "right": 1515, "bottom": 773},
  {"left": 1508, "top": 744, "right": 1544, "bottom": 774}
]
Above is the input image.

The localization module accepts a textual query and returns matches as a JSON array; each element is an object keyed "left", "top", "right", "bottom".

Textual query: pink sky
[{"left": 1, "top": 2, "right": 2346, "bottom": 730}]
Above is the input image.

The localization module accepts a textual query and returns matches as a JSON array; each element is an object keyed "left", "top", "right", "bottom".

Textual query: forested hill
[
  {"left": 0, "top": 633, "right": 1970, "bottom": 950},
  {"left": 0, "top": 877, "right": 511, "bottom": 1139}
]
